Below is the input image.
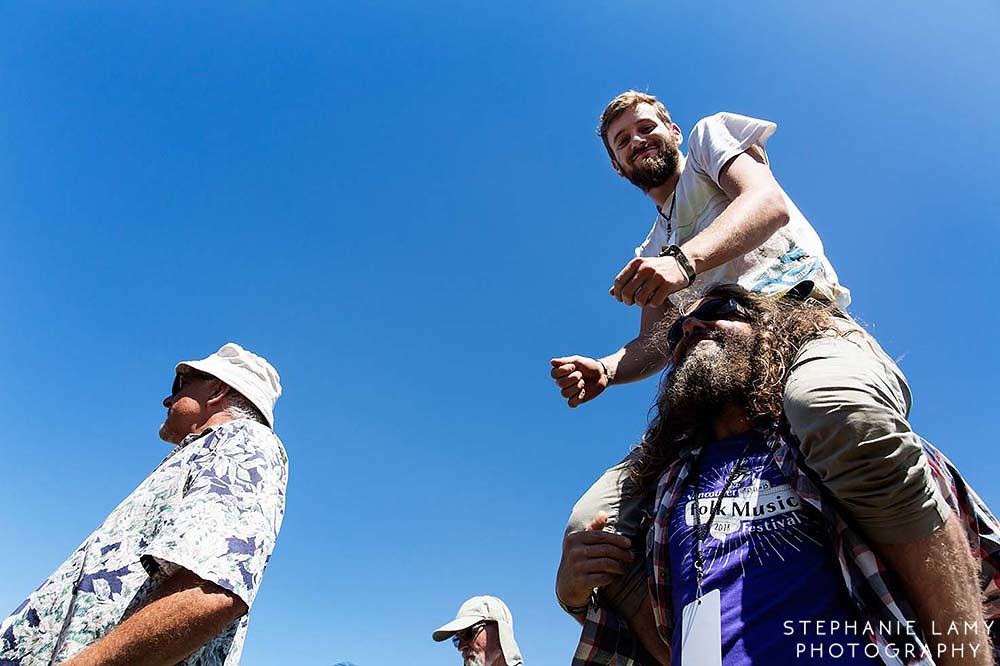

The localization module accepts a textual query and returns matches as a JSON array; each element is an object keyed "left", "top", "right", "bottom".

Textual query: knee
[
  {"left": 566, "top": 480, "right": 617, "bottom": 535},
  {"left": 565, "top": 460, "right": 636, "bottom": 537}
]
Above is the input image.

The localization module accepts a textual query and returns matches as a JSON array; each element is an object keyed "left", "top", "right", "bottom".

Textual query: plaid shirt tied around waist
[{"left": 572, "top": 433, "right": 1000, "bottom": 666}]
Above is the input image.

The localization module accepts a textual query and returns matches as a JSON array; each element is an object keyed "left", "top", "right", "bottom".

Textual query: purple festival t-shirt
[{"left": 667, "top": 431, "right": 879, "bottom": 665}]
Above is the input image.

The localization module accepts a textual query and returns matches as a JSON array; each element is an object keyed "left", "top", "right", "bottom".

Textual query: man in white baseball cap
[
  {"left": 433, "top": 595, "right": 524, "bottom": 666},
  {"left": 1, "top": 342, "right": 288, "bottom": 666}
]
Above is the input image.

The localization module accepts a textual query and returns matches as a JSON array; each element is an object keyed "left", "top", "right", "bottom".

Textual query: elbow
[
  {"left": 197, "top": 581, "right": 249, "bottom": 625},
  {"left": 218, "top": 593, "right": 249, "bottom": 625},
  {"left": 766, "top": 188, "right": 791, "bottom": 230}
]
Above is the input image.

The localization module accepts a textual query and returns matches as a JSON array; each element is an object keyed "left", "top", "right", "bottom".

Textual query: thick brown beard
[
  {"left": 662, "top": 328, "right": 756, "bottom": 433},
  {"left": 624, "top": 142, "right": 680, "bottom": 191},
  {"left": 627, "top": 285, "right": 842, "bottom": 493}
]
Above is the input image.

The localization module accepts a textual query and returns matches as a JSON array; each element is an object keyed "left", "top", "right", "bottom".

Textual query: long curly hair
[{"left": 626, "top": 283, "right": 844, "bottom": 494}]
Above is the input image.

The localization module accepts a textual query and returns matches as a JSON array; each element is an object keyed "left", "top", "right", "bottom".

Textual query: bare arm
[
  {"left": 64, "top": 568, "right": 248, "bottom": 666},
  {"left": 681, "top": 145, "right": 790, "bottom": 276},
  {"left": 876, "top": 514, "right": 992, "bottom": 665},
  {"left": 611, "top": 147, "right": 791, "bottom": 309},
  {"left": 552, "top": 149, "right": 789, "bottom": 405},
  {"left": 551, "top": 304, "right": 674, "bottom": 407},
  {"left": 600, "top": 304, "right": 676, "bottom": 385}
]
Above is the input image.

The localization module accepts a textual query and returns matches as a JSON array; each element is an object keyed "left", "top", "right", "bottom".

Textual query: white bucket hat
[
  {"left": 175, "top": 342, "right": 281, "bottom": 428},
  {"left": 432, "top": 596, "right": 523, "bottom": 666}
]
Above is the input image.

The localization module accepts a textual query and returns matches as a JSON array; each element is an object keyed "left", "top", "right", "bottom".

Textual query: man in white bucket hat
[
  {"left": 1, "top": 342, "right": 288, "bottom": 666},
  {"left": 162, "top": 341, "right": 282, "bottom": 439},
  {"left": 433, "top": 596, "right": 524, "bottom": 666}
]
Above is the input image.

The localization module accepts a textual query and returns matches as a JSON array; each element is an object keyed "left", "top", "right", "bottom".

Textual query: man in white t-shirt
[{"left": 550, "top": 92, "right": 963, "bottom": 655}]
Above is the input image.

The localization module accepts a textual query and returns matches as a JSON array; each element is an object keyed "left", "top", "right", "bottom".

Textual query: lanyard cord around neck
[
  {"left": 657, "top": 191, "right": 677, "bottom": 237},
  {"left": 691, "top": 440, "right": 753, "bottom": 600}
]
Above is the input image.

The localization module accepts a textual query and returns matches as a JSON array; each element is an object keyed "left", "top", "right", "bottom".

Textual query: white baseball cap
[
  {"left": 175, "top": 342, "right": 281, "bottom": 428},
  {"left": 432, "top": 596, "right": 523, "bottom": 666}
]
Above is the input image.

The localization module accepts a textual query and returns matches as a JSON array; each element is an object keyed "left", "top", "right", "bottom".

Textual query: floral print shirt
[{"left": 1, "top": 419, "right": 288, "bottom": 665}]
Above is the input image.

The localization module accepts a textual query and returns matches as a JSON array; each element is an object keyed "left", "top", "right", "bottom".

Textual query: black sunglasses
[
  {"left": 666, "top": 297, "right": 752, "bottom": 351},
  {"left": 451, "top": 621, "right": 488, "bottom": 647},
  {"left": 170, "top": 370, "right": 214, "bottom": 396}
]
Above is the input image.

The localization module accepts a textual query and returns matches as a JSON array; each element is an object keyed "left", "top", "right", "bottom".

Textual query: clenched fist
[
  {"left": 610, "top": 255, "right": 689, "bottom": 307},
  {"left": 550, "top": 356, "right": 609, "bottom": 408}
]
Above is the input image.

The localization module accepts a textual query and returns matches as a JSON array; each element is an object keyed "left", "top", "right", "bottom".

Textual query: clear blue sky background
[{"left": 2, "top": 2, "right": 998, "bottom": 664}]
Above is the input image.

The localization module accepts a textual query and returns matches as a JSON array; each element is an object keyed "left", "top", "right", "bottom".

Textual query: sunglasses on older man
[
  {"left": 169, "top": 370, "right": 215, "bottom": 397},
  {"left": 451, "top": 621, "right": 488, "bottom": 647},
  {"left": 666, "top": 297, "right": 753, "bottom": 351}
]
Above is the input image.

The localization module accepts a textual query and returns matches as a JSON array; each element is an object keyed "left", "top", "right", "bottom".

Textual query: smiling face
[
  {"left": 605, "top": 102, "right": 683, "bottom": 191},
  {"left": 670, "top": 297, "right": 755, "bottom": 366},
  {"left": 658, "top": 296, "right": 758, "bottom": 431}
]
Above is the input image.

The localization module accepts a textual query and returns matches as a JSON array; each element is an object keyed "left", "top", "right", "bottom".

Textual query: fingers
[
  {"left": 561, "top": 380, "right": 585, "bottom": 399},
  {"left": 583, "top": 573, "right": 617, "bottom": 589},
  {"left": 642, "top": 284, "right": 671, "bottom": 309},
  {"left": 614, "top": 258, "right": 681, "bottom": 306},
  {"left": 552, "top": 363, "right": 585, "bottom": 401},
  {"left": 571, "top": 513, "right": 633, "bottom": 550},
  {"left": 556, "top": 371, "right": 584, "bottom": 389},
  {"left": 621, "top": 275, "right": 646, "bottom": 306},
  {"left": 551, "top": 357, "right": 593, "bottom": 380},
  {"left": 551, "top": 357, "right": 601, "bottom": 409},
  {"left": 578, "top": 529, "right": 632, "bottom": 550},
  {"left": 587, "top": 511, "right": 609, "bottom": 531},
  {"left": 550, "top": 361, "right": 576, "bottom": 379},
  {"left": 552, "top": 362, "right": 585, "bottom": 406},
  {"left": 559, "top": 511, "right": 637, "bottom": 598},
  {"left": 611, "top": 258, "right": 642, "bottom": 302},
  {"left": 626, "top": 261, "right": 670, "bottom": 306},
  {"left": 585, "top": 556, "right": 628, "bottom": 575},
  {"left": 584, "top": 544, "right": 634, "bottom": 565}
]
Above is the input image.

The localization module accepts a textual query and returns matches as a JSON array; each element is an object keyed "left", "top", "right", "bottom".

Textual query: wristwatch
[
  {"left": 659, "top": 244, "right": 696, "bottom": 287},
  {"left": 557, "top": 591, "right": 594, "bottom": 616}
]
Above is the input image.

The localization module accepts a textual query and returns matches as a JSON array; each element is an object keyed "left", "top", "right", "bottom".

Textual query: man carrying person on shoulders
[
  {"left": 551, "top": 91, "right": 974, "bottom": 661},
  {"left": 560, "top": 285, "right": 999, "bottom": 665}
]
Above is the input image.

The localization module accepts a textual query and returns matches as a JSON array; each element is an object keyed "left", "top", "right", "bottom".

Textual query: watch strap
[{"left": 659, "top": 244, "right": 696, "bottom": 287}]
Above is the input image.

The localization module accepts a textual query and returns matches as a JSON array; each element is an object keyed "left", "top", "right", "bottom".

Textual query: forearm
[
  {"left": 876, "top": 514, "right": 992, "bottom": 665},
  {"left": 600, "top": 337, "right": 669, "bottom": 386},
  {"left": 64, "top": 569, "right": 247, "bottom": 666},
  {"left": 682, "top": 188, "right": 789, "bottom": 275},
  {"left": 601, "top": 304, "right": 675, "bottom": 385}
]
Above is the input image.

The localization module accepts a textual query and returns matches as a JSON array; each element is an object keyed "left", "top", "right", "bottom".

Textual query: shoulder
[
  {"left": 689, "top": 112, "right": 730, "bottom": 137},
  {"left": 688, "top": 112, "right": 775, "bottom": 143},
  {"left": 202, "top": 419, "right": 288, "bottom": 470},
  {"left": 685, "top": 112, "right": 778, "bottom": 182}
]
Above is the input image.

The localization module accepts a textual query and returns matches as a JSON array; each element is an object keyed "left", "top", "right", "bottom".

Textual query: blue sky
[{"left": 2, "top": 2, "right": 998, "bottom": 664}]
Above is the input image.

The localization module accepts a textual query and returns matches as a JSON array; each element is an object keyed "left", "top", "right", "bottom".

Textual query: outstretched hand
[
  {"left": 550, "top": 356, "right": 609, "bottom": 408},
  {"left": 556, "top": 512, "right": 633, "bottom": 611}
]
